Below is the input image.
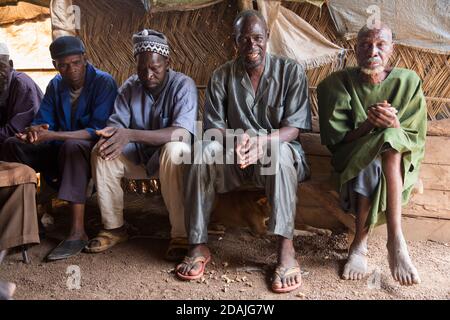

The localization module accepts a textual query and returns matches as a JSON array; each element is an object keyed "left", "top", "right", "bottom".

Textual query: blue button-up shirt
[{"left": 33, "top": 63, "right": 118, "bottom": 139}]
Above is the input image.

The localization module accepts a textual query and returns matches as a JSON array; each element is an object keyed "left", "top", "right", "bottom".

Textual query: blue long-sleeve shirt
[{"left": 33, "top": 63, "right": 117, "bottom": 139}]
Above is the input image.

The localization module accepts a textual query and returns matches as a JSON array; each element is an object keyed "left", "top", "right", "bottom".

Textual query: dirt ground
[{"left": 1, "top": 194, "right": 449, "bottom": 300}]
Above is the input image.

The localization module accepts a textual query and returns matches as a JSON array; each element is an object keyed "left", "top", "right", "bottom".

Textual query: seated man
[
  {"left": 317, "top": 25, "right": 426, "bottom": 286},
  {"left": 0, "top": 43, "right": 42, "bottom": 149},
  {"left": 176, "top": 11, "right": 311, "bottom": 294},
  {"left": 0, "top": 162, "right": 39, "bottom": 260},
  {"left": 85, "top": 29, "right": 197, "bottom": 261},
  {"left": 2, "top": 36, "right": 117, "bottom": 261}
]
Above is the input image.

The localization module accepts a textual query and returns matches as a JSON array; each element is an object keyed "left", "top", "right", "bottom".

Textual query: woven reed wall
[
  {"left": 76, "top": 0, "right": 449, "bottom": 121},
  {"left": 75, "top": 0, "right": 236, "bottom": 113}
]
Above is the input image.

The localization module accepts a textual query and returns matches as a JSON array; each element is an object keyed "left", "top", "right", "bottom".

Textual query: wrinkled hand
[
  {"left": 96, "top": 127, "right": 129, "bottom": 161},
  {"left": 367, "top": 100, "right": 400, "bottom": 129},
  {"left": 16, "top": 124, "right": 51, "bottom": 144},
  {"left": 235, "top": 133, "right": 266, "bottom": 169}
]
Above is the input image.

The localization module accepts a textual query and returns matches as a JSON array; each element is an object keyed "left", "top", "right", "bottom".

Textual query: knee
[
  {"left": 201, "top": 140, "right": 224, "bottom": 163},
  {"left": 61, "top": 139, "right": 84, "bottom": 153},
  {"left": 381, "top": 148, "right": 402, "bottom": 167},
  {"left": 161, "top": 141, "right": 191, "bottom": 165},
  {"left": 2, "top": 136, "right": 21, "bottom": 149},
  {"left": 278, "top": 143, "right": 296, "bottom": 168},
  {"left": 90, "top": 144, "right": 102, "bottom": 165},
  {"left": 1, "top": 137, "right": 22, "bottom": 160}
]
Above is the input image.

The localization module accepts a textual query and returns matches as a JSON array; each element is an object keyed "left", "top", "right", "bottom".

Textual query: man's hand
[
  {"left": 235, "top": 133, "right": 266, "bottom": 169},
  {"left": 16, "top": 124, "right": 51, "bottom": 144},
  {"left": 96, "top": 127, "right": 129, "bottom": 161},
  {"left": 367, "top": 100, "right": 400, "bottom": 129}
]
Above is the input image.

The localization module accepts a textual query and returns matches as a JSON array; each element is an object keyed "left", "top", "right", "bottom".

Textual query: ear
[
  {"left": 82, "top": 53, "right": 88, "bottom": 65},
  {"left": 52, "top": 60, "right": 57, "bottom": 69},
  {"left": 165, "top": 56, "right": 170, "bottom": 71},
  {"left": 232, "top": 32, "right": 238, "bottom": 47},
  {"left": 9, "top": 60, "right": 13, "bottom": 68}
]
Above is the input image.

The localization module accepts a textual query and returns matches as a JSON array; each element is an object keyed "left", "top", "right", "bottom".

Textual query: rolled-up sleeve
[
  {"left": 85, "top": 75, "right": 118, "bottom": 138},
  {"left": 107, "top": 85, "right": 132, "bottom": 129},
  {"left": 204, "top": 70, "right": 228, "bottom": 130},
  {"left": 281, "top": 64, "right": 312, "bottom": 131},
  {"left": 33, "top": 81, "right": 58, "bottom": 131},
  {"left": 171, "top": 77, "right": 198, "bottom": 135},
  {"left": 0, "top": 75, "right": 42, "bottom": 142},
  {"left": 317, "top": 75, "right": 353, "bottom": 147}
]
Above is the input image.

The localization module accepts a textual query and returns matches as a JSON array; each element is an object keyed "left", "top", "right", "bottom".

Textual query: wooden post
[{"left": 238, "top": 0, "right": 253, "bottom": 11}]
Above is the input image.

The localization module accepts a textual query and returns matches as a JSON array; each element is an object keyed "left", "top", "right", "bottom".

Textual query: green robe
[{"left": 317, "top": 67, "right": 427, "bottom": 227}]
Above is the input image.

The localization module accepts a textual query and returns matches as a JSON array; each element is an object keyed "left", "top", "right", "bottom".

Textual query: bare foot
[
  {"left": 387, "top": 235, "right": 421, "bottom": 286},
  {"left": 342, "top": 242, "right": 368, "bottom": 280},
  {"left": 272, "top": 239, "right": 301, "bottom": 293},
  {"left": 176, "top": 244, "right": 211, "bottom": 279}
]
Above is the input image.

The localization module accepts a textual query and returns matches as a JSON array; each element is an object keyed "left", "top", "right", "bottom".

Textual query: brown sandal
[{"left": 84, "top": 229, "right": 128, "bottom": 253}]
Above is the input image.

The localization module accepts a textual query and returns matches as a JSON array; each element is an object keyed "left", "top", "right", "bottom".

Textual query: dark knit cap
[{"left": 50, "top": 36, "right": 85, "bottom": 60}]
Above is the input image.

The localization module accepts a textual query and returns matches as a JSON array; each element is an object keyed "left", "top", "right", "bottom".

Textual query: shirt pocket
[{"left": 267, "top": 104, "right": 285, "bottom": 127}]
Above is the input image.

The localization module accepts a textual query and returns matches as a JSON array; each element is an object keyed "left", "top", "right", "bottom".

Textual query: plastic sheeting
[
  {"left": 327, "top": 0, "right": 450, "bottom": 54},
  {"left": 258, "top": 0, "right": 344, "bottom": 69}
]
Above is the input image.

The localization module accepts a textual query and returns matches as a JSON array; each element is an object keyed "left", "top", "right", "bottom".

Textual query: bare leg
[
  {"left": 342, "top": 194, "right": 370, "bottom": 280},
  {"left": 272, "top": 237, "right": 301, "bottom": 291},
  {"left": 382, "top": 149, "right": 420, "bottom": 285},
  {"left": 67, "top": 203, "right": 88, "bottom": 241}
]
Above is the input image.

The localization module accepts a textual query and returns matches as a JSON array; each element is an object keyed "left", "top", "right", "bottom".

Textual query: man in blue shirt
[{"left": 2, "top": 36, "right": 117, "bottom": 261}]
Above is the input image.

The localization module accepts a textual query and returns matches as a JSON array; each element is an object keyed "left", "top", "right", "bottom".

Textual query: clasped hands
[{"left": 367, "top": 100, "right": 400, "bottom": 129}]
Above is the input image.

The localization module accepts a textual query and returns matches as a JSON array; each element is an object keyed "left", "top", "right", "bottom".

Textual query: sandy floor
[{"left": 1, "top": 195, "right": 449, "bottom": 300}]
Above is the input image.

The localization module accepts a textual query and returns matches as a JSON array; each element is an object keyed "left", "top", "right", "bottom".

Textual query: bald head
[
  {"left": 357, "top": 24, "right": 393, "bottom": 42},
  {"left": 355, "top": 24, "right": 394, "bottom": 76}
]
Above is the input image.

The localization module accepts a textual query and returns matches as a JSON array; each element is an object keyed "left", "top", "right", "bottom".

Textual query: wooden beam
[
  {"left": 300, "top": 182, "right": 356, "bottom": 232},
  {"left": 237, "top": 0, "right": 253, "bottom": 11},
  {"left": 423, "top": 136, "right": 450, "bottom": 165},
  {"left": 427, "top": 119, "right": 450, "bottom": 137}
]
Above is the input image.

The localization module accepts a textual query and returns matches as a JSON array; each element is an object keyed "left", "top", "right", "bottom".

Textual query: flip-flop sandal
[
  {"left": 271, "top": 265, "right": 302, "bottom": 293},
  {"left": 84, "top": 229, "right": 128, "bottom": 253},
  {"left": 176, "top": 255, "right": 211, "bottom": 281},
  {"left": 46, "top": 239, "right": 89, "bottom": 261},
  {"left": 165, "top": 238, "right": 189, "bottom": 262}
]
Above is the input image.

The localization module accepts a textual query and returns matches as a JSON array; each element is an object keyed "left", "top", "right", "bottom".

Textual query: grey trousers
[
  {"left": 340, "top": 158, "right": 382, "bottom": 213},
  {"left": 184, "top": 141, "right": 305, "bottom": 243}
]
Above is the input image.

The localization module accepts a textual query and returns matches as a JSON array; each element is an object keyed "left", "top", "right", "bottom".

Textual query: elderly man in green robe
[{"left": 318, "top": 25, "right": 426, "bottom": 286}]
